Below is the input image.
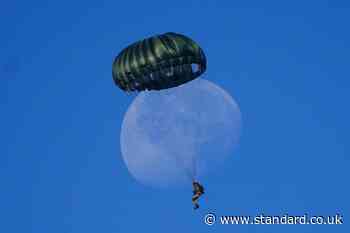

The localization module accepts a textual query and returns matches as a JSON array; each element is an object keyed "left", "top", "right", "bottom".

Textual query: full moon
[{"left": 120, "top": 78, "right": 241, "bottom": 188}]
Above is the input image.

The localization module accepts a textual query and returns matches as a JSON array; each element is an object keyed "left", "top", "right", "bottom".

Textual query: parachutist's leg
[
  {"left": 192, "top": 198, "right": 200, "bottom": 209},
  {"left": 192, "top": 193, "right": 200, "bottom": 202},
  {"left": 192, "top": 193, "right": 201, "bottom": 209}
]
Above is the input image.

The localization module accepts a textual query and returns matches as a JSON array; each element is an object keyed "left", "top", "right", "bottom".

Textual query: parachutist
[{"left": 192, "top": 180, "right": 205, "bottom": 210}]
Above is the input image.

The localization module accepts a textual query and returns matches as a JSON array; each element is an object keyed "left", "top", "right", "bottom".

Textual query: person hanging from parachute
[
  {"left": 112, "top": 32, "right": 207, "bottom": 209},
  {"left": 192, "top": 180, "right": 205, "bottom": 209}
]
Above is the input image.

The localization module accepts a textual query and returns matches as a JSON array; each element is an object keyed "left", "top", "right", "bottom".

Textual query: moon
[{"left": 120, "top": 78, "right": 241, "bottom": 188}]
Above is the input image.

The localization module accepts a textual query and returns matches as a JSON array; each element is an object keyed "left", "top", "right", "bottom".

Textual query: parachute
[
  {"left": 112, "top": 32, "right": 207, "bottom": 92},
  {"left": 115, "top": 33, "right": 241, "bottom": 191}
]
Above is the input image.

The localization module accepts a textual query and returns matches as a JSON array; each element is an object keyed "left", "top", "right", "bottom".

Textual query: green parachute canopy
[{"left": 112, "top": 32, "right": 207, "bottom": 92}]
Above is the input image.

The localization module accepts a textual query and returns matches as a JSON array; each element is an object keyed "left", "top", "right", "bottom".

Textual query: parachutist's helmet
[{"left": 112, "top": 32, "right": 207, "bottom": 92}]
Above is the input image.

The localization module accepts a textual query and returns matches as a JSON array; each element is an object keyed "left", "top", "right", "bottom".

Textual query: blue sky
[{"left": 1, "top": 0, "right": 349, "bottom": 232}]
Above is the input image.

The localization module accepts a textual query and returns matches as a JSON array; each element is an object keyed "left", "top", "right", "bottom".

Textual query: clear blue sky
[{"left": 1, "top": 0, "right": 349, "bottom": 232}]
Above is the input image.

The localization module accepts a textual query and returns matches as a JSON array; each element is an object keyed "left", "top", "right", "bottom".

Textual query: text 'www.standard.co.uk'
[{"left": 204, "top": 213, "right": 343, "bottom": 226}]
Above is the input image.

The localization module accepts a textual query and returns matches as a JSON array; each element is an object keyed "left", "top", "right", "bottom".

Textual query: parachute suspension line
[
  {"left": 191, "top": 155, "right": 198, "bottom": 181},
  {"left": 171, "top": 152, "right": 194, "bottom": 182}
]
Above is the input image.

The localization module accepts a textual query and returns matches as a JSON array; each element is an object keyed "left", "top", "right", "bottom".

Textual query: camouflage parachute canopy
[{"left": 112, "top": 32, "right": 207, "bottom": 92}]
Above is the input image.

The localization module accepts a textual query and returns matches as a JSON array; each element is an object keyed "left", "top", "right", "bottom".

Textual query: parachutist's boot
[{"left": 194, "top": 203, "right": 200, "bottom": 210}]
